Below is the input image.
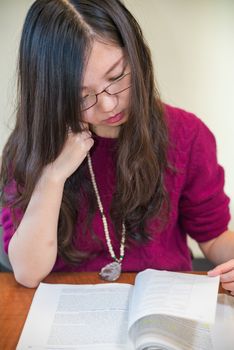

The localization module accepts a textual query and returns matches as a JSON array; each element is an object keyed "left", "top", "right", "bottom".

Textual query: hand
[
  {"left": 44, "top": 123, "right": 94, "bottom": 183},
  {"left": 208, "top": 259, "right": 234, "bottom": 296}
]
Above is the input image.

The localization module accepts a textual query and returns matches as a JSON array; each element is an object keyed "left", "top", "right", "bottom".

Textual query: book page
[
  {"left": 130, "top": 293, "right": 234, "bottom": 350},
  {"left": 17, "top": 282, "right": 134, "bottom": 350},
  {"left": 128, "top": 269, "right": 220, "bottom": 329},
  {"left": 211, "top": 293, "right": 234, "bottom": 350},
  {"left": 128, "top": 270, "right": 220, "bottom": 350},
  {"left": 130, "top": 314, "right": 213, "bottom": 350}
]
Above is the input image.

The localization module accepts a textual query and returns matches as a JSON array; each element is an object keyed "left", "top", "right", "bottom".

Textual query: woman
[{"left": 1, "top": 0, "right": 234, "bottom": 290}]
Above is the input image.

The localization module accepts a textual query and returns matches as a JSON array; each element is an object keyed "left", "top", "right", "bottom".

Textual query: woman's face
[{"left": 81, "top": 40, "right": 131, "bottom": 138}]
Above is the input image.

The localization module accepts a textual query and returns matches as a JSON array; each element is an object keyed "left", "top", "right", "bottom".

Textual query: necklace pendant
[{"left": 99, "top": 262, "right": 121, "bottom": 281}]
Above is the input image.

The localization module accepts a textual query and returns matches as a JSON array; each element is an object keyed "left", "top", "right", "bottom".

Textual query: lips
[{"left": 105, "top": 112, "right": 124, "bottom": 124}]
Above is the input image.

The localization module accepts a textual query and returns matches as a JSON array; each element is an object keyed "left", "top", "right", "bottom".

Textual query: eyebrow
[{"left": 82, "top": 56, "right": 124, "bottom": 90}]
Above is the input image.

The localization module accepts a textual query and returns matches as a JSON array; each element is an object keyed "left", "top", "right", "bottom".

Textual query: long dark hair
[{"left": 0, "top": 0, "right": 169, "bottom": 264}]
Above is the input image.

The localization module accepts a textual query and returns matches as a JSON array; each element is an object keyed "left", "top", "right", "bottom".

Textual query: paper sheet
[{"left": 17, "top": 283, "right": 134, "bottom": 350}]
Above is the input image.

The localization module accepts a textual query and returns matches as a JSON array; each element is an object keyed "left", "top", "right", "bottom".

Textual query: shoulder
[
  {"left": 163, "top": 103, "right": 216, "bottom": 152},
  {"left": 164, "top": 103, "right": 208, "bottom": 138}
]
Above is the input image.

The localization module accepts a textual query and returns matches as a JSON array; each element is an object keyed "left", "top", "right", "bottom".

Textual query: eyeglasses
[{"left": 81, "top": 72, "right": 131, "bottom": 111}]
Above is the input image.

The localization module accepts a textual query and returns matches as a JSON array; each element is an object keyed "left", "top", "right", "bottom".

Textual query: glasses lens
[
  {"left": 81, "top": 73, "right": 131, "bottom": 111},
  {"left": 81, "top": 95, "right": 97, "bottom": 111},
  {"left": 107, "top": 73, "right": 131, "bottom": 95}
]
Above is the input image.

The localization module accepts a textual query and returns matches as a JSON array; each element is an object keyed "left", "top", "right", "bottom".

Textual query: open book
[{"left": 17, "top": 269, "right": 223, "bottom": 350}]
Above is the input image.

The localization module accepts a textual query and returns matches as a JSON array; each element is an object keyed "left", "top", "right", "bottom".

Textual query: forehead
[{"left": 83, "top": 40, "right": 125, "bottom": 87}]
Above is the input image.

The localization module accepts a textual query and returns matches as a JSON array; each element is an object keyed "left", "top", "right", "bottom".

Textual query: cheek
[
  {"left": 121, "top": 90, "right": 130, "bottom": 108},
  {"left": 81, "top": 111, "right": 94, "bottom": 124}
]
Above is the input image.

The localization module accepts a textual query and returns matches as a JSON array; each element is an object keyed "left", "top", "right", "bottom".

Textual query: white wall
[
  {"left": 0, "top": 0, "right": 34, "bottom": 150},
  {"left": 125, "top": 0, "right": 234, "bottom": 255},
  {"left": 1, "top": 0, "right": 233, "bottom": 253}
]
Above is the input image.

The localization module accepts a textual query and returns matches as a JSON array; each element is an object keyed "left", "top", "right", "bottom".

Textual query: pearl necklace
[{"left": 87, "top": 152, "right": 126, "bottom": 281}]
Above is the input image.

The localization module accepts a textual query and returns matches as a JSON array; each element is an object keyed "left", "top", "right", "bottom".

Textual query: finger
[
  {"left": 80, "top": 122, "right": 89, "bottom": 131},
  {"left": 208, "top": 259, "right": 234, "bottom": 276},
  {"left": 220, "top": 269, "right": 234, "bottom": 283},
  {"left": 79, "top": 130, "right": 93, "bottom": 141},
  {"left": 221, "top": 281, "right": 234, "bottom": 293},
  {"left": 207, "top": 269, "right": 221, "bottom": 277},
  {"left": 67, "top": 125, "right": 91, "bottom": 138},
  {"left": 67, "top": 126, "right": 73, "bottom": 134}
]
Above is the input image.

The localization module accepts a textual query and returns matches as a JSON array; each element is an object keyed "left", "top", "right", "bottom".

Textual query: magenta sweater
[{"left": 1, "top": 105, "right": 230, "bottom": 272}]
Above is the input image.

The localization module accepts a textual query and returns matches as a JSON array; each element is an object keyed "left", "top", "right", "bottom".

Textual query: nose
[{"left": 97, "top": 92, "right": 118, "bottom": 113}]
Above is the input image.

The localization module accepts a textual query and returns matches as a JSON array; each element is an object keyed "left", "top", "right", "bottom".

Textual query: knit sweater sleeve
[
  {"left": 178, "top": 116, "right": 230, "bottom": 242},
  {"left": 1, "top": 181, "right": 23, "bottom": 254}
]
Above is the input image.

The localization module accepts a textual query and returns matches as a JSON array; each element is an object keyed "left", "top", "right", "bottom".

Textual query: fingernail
[{"left": 207, "top": 269, "right": 217, "bottom": 276}]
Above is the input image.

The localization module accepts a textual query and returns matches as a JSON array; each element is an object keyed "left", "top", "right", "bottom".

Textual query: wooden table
[{"left": 0, "top": 272, "right": 227, "bottom": 350}]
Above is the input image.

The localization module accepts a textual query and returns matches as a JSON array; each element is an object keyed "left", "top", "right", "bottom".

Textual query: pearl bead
[{"left": 87, "top": 153, "right": 126, "bottom": 264}]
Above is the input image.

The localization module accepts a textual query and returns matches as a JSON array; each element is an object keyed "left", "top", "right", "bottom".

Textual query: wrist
[{"left": 40, "top": 164, "right": 67, "bottom": 187}]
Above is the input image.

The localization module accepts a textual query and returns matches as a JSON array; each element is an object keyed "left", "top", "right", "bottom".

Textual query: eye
[
  {"left": 109, "top": 72, "right": 124, "bottom": 82},
  {"left": 81, "top": 95, "right": 88, "bottom": 100},
  {"left": 81, "top": 92, "right": 94, "bottom": 100}
]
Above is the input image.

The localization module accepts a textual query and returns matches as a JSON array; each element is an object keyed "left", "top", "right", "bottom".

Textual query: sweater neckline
[{"left": 92, "top": 133, "right": 118, "bottom": 147}]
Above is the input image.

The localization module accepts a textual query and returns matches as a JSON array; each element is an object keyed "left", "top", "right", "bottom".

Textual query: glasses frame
[{"left": 81, "top": 72, "right": 131, "bottom": 111}]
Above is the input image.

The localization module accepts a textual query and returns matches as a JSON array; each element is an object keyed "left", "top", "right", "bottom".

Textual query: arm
[
  {"left": 199, "top": 230, "right": 234, "bottom": 265},
  {"left": 199, "top": 230, "right": 234, "bottom": 295},
  {"left": 175, "top": 115, "right": 233, "bottom": 292},
  {"left": 8, "top": 129, "right": 93, "bottom": 288}
]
